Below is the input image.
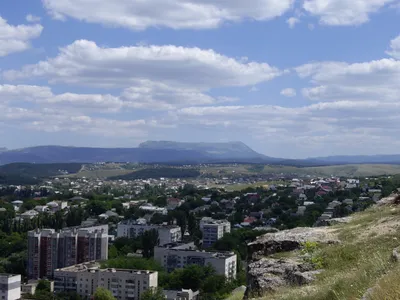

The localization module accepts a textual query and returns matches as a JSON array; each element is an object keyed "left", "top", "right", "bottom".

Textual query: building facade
[
  {"left": 164, "top": 289, "right": 199, "bottom": 300},
  {"left": 118, "top": 219, "right": 181, "bottom": 246},
  {"left": 154, "top": 243, "right": 237, "bottom": 279},
  {"left": 54, "top": 262, "right": 158, "bottom": 300},
  {"left": 0, "top": 274, "right": 21, "bottom": 300},
  {"left": 199, "top": 217, "right": 231, "bottom": 248},
  {"left": 28, "top": 225, "right": 108, "bottom": 279}
]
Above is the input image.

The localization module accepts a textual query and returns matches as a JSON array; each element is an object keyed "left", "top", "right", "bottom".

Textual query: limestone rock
[
  {"left": 246, "top": 258, "right": 321, "bottom": 297},
  {"left": 248, "top": 227, "right": 339, "bottom": 261}
]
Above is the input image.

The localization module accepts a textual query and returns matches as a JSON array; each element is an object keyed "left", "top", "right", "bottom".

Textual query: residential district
[{"left": 0, "top": 166, "right": 398, "bottom": 300}]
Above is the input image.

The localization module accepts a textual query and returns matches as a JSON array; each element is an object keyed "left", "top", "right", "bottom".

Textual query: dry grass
[{"left": 255, "top": 205, "right": 400, "bottom": 300}]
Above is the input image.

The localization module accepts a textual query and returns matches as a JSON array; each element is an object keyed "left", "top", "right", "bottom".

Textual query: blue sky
[{"left": 0, "top": 0, "right": 400, "bottom": 158}]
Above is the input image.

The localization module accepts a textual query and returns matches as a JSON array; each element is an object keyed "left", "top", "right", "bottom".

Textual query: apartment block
[
  {"left": 0, "top": 274, "right": 21, "bottom": 300},
  {"left": 118, "top": 219, "right": 181, "bottom": 246},
  {"left": 54, "top": 262, "right": 158, "bottom": 300},
  {"left": 28, "top": 225, "right": 108, "bottom": 280},
  {"left": 154, "top": 243, "right": 237, "bottom": 279},
  {"left": 199, "top": 217, "right": 231, "bottom": 248},
  {"left": 164, "top": 289, "right": 199, "bottom": 300}
]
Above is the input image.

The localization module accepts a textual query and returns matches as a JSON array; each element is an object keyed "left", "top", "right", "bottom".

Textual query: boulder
[
  {"left": 248, "top": 227, "right": 339, "bottom": 261},
  {"left": 377, "top": 194, "right": 400, "bottom": 206},
  {"left": 246, "top": 258, "right": 321, "bottom": 297}
]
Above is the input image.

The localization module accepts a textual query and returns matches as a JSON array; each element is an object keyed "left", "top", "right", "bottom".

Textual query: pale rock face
[
  {"left": 246, "top": 258, "right": 322, "bottom": 297},
  {"left": 245, "top": 226, "right": 338, "bottom": 298},
  {"left": 247, "top": 227, "right": 339, "bottom": 260}
]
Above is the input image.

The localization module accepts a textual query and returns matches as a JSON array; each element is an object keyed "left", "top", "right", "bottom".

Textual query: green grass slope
[{"left": 257, "top": 200, "right": 400, "bottom": 300}]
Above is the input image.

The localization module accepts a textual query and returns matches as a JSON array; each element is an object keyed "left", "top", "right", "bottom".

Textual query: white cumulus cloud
[
  {"left": 303, "top": 0, "right": 397, "bottom": 26},
  {"left": 287, "top": 17, "right": 300, "bottom": 28},
  {"left": 0, "top": 16, "right": 43, "bottom": 56},
  {"left": 3, "top": 40, "right": 282, "bottom": 91},
  {"left": 281, "top": 88, "right": 297, "bottom": 97},
  {"left": 26, "top": 14, "right": 41, "bottom": 23},
  {"left": 42, "top": 0, "right": 294, "bottom": 30},
  {"left": 387, "top": 34, "right": 400, "bottom": 59}
]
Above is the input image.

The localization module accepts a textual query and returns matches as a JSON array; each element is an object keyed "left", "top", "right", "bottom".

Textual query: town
[{"left": 0, "top": 162, "right": 398, "bottom": 300}]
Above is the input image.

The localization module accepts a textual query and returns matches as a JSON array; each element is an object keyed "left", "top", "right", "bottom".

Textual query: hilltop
[
  {"left": 246, "top": 195, "right": 400, "bottom": 300},
  {"left": 139, "top": 141, "right": 268, "bottom": 160}
]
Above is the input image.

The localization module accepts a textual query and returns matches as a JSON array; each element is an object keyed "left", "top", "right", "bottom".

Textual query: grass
[
  {"left": 256, "top": 205, "right": 400, "bottom": 300},
  {"left": 226, "top": 289, "right": 245, "bottom": 300},
  {"left": 202, "top": 164, "right": 400, "bottom": 177}
]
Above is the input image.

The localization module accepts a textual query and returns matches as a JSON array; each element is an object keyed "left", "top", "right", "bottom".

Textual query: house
[
  {"left": 21, "top": 210, "right": 39, "bottom": 220},
  {"left": 320, "top": 186, "right": 332, "bottom": 193},
  {"left": 122, "top": 200, "right": 147, "bottom": 209},
  {"left": 34, "top": 205, "right": 50, "bottom": 213},
  {"left": 243, "top": 216, "right": 257, "bottom": 224},
  {"left": 11, "top": 200, "right": 23, "bottom": 211},
  {"left": 368, "top": 189, "right": 382, "bottom": 194},
  {"left": 139, "top": 203, "right": 167, "bottom": 215},
  {"left": 315, "top": 190, "right": 327, "bottom": 197},
  {"left": 220, "top": 199, "right": 235, "bottom": 210},
  {"left": 347, "top": 179, "right": 360, "bottom": 185},
  {"left": 98, "top": 210, "right": 119, "bottom": 219},
  {"left": 167, "top": 198, "right": 184, "bottom": 210},
  {"left": 249, "top": 211, "right": 264, "bottom": 219},
  {"left": 47, "top": 201, "right": 68, "bottom": 213},
  {"left": 68, "top": 196, "right": 89, "bottom": 202},
  {"left": 296, "top": 206, "right": 307, "bottom": 216},
  {"left": 265, "top": 218, "right": 277, "bottom": 226},
  {"left": 244, "top": 193, "right": 260, "bottom": 203},
  {"left": 298, "top": 193, "right": 308, "bottom": 202},
  {"left": 343, "top": 199, "right": 354, "bottom": 206}
]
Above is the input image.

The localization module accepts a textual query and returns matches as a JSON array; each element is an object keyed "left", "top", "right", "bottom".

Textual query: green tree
[
  {"left": 140, "top": 287, "right": 165, "bottom": 300},
  {"left": 174, "top": 211, "right": 187, "bottom": 236},
  {"left": 36, "top": 279, "right": 51, "bottom": 292},
  {"left": 142, "top": 229, "right": 159, "bottom": 258},
  {"left": 93, "top": 287, "right": 116, "bottom": 300},
  {"left": 108, "top": 245, "right": 119, "bottom": 259}
]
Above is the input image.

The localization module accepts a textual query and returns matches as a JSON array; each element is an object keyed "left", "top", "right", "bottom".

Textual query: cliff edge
[{"left": 246, "top": 194, "right": 400, "bottom": 300}]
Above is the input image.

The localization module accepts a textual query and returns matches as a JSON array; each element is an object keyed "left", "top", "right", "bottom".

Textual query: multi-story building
[
  {"left": 118, "top": 219, "right": 181, "bottom": 246},
  {"left": 199, "top": 217, "right": 231, "bottom": 248},
  {"left": 0, "top": 274, "right": 21, "bottom": 300},
  {"left": 164, "top": 289, "right": 199, "bottom": 300},
  {"left": 154, "top": 243, "right": 237, "bottom": 279},
  {"left": 28, "top": 225, "right": 108, "bottom": 279},
  {"left": 54, "top": 262, "right": 158, "bottom": 300}
]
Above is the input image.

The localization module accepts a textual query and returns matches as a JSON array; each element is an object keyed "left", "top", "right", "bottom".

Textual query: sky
[{"left": 0, "top": 0, "right": 400, "bottom": 158}]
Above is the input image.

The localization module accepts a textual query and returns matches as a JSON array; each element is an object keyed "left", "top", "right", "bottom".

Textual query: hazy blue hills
[
  {"left": 139, "top": 141, "right": 268, "bottom": 160},
  {"left": 0, "top": 145, "right": 209, "bottom": 165},
  {"left": 1, "top": 142, "right": 400, "bottom": 166}
]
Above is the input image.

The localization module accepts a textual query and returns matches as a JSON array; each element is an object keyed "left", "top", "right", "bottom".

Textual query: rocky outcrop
[
  {"left": 377, "top": 194, "right": 400, "bottom": 206},
  {"left": 246, "top": 258, "right": 322, "bottom": 297},
  {"left": 248, "top": 227, "right": 339, "bottom": 261},
  {"left": 323, "top": 217, "right": 352, "bottom": 226}
]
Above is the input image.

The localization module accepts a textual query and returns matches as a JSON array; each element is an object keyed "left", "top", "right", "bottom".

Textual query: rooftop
[{"left": 54, "top": 262, "right": 157, "bottom": 275}]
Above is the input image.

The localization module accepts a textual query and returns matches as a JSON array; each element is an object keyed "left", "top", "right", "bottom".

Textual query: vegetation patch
[
  {"left": 109, "top": 167, "right": 201, "bottom": 180},
  {"left": 258, "top": 205, "right": 400, "bottom": 300}
]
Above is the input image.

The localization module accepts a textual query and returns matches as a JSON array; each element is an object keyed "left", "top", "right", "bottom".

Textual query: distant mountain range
[{"left": 1, "top": 141, "right": 400, "bottom": 166}]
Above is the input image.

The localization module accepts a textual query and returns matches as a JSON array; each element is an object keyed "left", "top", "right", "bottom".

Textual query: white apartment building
[
  {"left": 0, "top": 274, "right": 21, "bottom": 300},
  {"left": 164, "top": 289, "right": 199, "bottom": 300},
  {"left": 118, "top": 219, "right": 181, "bottom": 246},
  {"left": 54, "top": 262, "right": 158, "bottom": 300},
  {"left": 199, "top": 217, "right": 231, "bottom": 248},
  {"left": 154, "top": 243, "right": 237, "bottom": 280}
]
